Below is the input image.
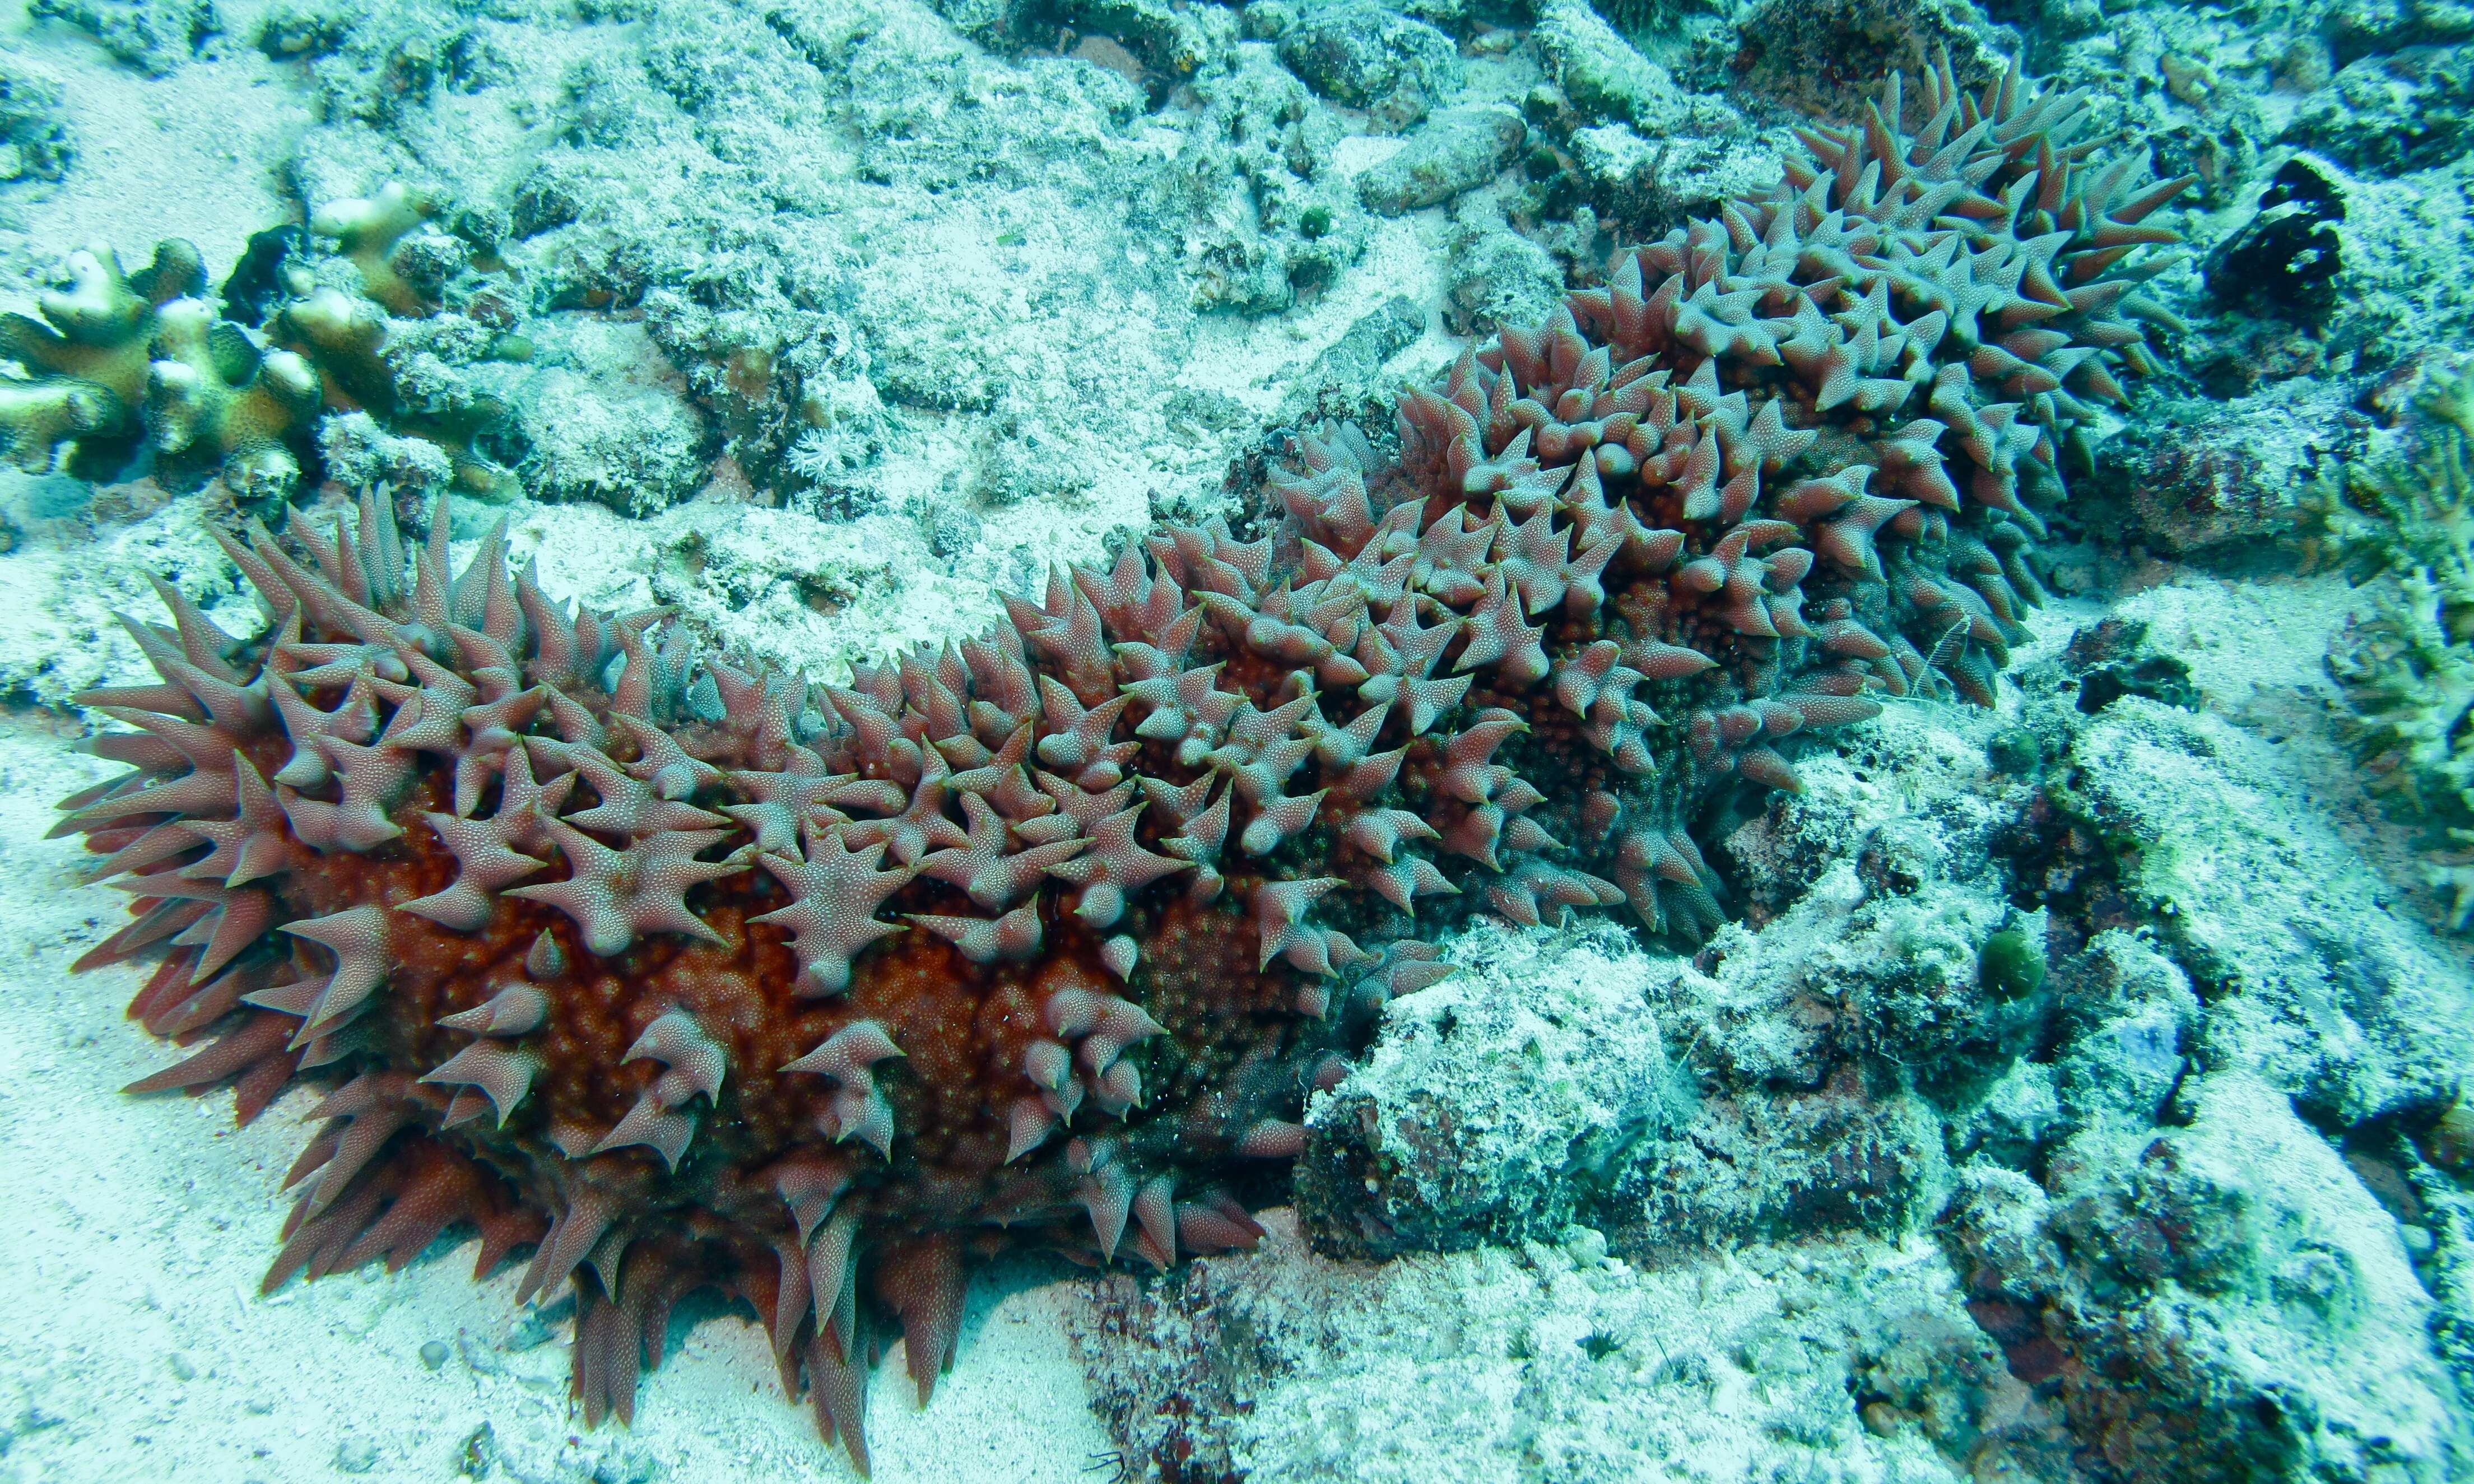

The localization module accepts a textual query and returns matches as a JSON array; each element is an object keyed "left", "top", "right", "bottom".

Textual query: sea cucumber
[{"left": 58, "top": 54, "right": 2183, "bottom": 1473}]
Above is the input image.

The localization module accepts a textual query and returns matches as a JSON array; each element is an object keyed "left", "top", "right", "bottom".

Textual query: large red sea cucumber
[{"left": 58, "top": 58, "right": 2183, "bottom": 1473}]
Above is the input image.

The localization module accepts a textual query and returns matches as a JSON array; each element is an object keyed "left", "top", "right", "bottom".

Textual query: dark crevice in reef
[{"left": 2206, "top": 158, "right": 2347, "bottom": 328}]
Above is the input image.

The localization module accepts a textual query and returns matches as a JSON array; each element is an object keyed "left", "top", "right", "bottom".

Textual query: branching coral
[
  {"left": 0, "top": 239, "right": 323, "bottom": 492},
  {"left": 0, "top": 185, "right": 523, "bottom": 500},
  {"left": 2317, "top": 353, "right": 2474, "bottom": 924},
  {"left": 311, "top": 182, "right": 445, "bottom": 317},
  {"left": 56, "top": 55, "right": 2183, "bottom": 1476}
]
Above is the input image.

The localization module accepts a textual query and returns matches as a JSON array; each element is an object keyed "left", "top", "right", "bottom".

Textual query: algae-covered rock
[
  {"left": 1277, "top": 292, "right": 1424, "bottom": 422},
  {"left": 2285, "top": 48, "right": 2474, "bottom": 176},
  {"left": 2093, "top": 379, "right": 2356, "bottom": 555},
  {"left": 1945, "top": 1074, "right": 2473, "bottom": 1482},
  {"left": 2048, "top": 932, "right": 2196, "bottom": 1134},
  {"left": 1080, "top": 1216, "right": 2006, "bottom": 1484},
  {"left": 1276, "top": 0, "right": 1461, "bottom": 120},
  {"left": 508, "top": 361, "right": 708, "bottom": 515},
  {"left": 1356, "top": 104, "right": 1523, "bottom": 216},
  {"left": 30, "top": 0, "right": 218, "bottom": 76},
  {"left": 1296, "top": 922, "right": 1676, "bottom": 1258},
  {"left": 1617, "top": 1076, "right": 1951, "bottom": 1256},
  {"left": 2315, "top": 354, "right": 2474, "bottom": 924},
  {"left": 314, "top": 408, "right": 453, "bottom": 495},
  {"left": 1170, "top": 45, "right": 1366, "bottom": 313},
  {"left": 2065, "top": 692, "right": 2474, "bottom": 1124},
  {"left": 1533, "top": 0, "right": 1703, "bottom": 130}
]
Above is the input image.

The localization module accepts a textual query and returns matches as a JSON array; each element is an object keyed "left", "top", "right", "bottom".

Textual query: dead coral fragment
[{"left": 269, "top": 273, "right": 518, "bottom": 501}]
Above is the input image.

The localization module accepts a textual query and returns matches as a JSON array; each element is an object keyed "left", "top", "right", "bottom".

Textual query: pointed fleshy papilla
[
  {"left": 421, "top": 1040, "right": 541, "bottom": 1126},
  {"left": 873, "top": 1233, "right": 966, "bottom": 1407},
  {"left": 752, "top": 826, "right": 915, "bottom": 997},
  {"left": 508, "top": 822, "right": 743, "bottom": 959},
  {"left": 1253, "top": 877, "right": 1346, "bottom": 976},
  {"left": 782, "top": 1020, "right": 903, "bottom": 1156},
  {"left": 399, "top": 810, "right": 547, "bottom": 932},
  {"left": 1043, "top": 804, "right": 1185, "bottom": 927},
  {"left": 279, "top": 905, "right": 392, "bottom": 1038},
  {"left": 917, "top": 792, "right": 1086, "bottom": 912},
  {"left": 182, "top": 751, "right": 292, "bottom": 887}
]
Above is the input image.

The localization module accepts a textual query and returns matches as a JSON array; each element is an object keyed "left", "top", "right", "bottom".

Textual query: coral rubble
[
  {"left": 0, "top": 45, "right": 74, "bottom": 185},
  {"left": 56, "top": 52, "right": 2192, "bottom": 1475}
]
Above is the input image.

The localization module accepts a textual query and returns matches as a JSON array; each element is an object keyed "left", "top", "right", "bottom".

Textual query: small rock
[
  {"left": 457, "top": 1423, "right": 497, "bottom": 1479},
  {"left": 1240, "top": 0, "right": 1294, "bottom": 38},
  {"left": 420, "top": 1340, "right": 451, "bottom": 1370},
  {"left": 1277, "top": 1, "right": 1461, "bottom": 120},
  {"left": 2093, "top": 379, "right": 2356, "bottom": 553},
  {"left": 1564, "top": 124, "right": 1658, "bottom": 221},
  {"left": 1442, "top": 224, "right": 1563, "bottom": 337},
  {"left": 1298, "top": 923, "right": 1675, "bottom": 1257},
  {"left": 26, "top": 0, "right": 218, "bottom": 78},
  {"left": 1357, "top": 106, "right": 1526, "bottom": 216},
  {"left": 1564, "top": 123, "right": 1778, "bottom": 234},
  {"left": 2424, "top": 1096, "right": 2474, "bottom": 1169},
  {"left": 1533, "top": 0, "right": 1706, "bottom": 130},
  {"left": 334, "top": 1438, "right": 380, "bottom": 1474},
  {"left": 513, "top": 359, "right": 709, "bottom": 515},
  {"left": 920, "top": 500, "right": 983, "bottom": 559},
  {"left": 1284, "top": 293, "right": 1425, "bottom": 419}
]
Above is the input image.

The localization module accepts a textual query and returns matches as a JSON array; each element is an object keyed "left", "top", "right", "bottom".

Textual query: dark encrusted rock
[
  {"left": 2090, "top": 380, "right": 2363, "bottom": 554},
  {"left": 2207, "top": 158, "right": 2348, "bottom": 324},
  {"left": 2063, "top": 620, "right": 2201, "bottom": 714},
  {"left": 1941, "top": 1073, "right": 2468, "bottom": 1482},
  {"left": 1276, "top": 0, "right": 1462, "bottom": 121},
  {"left": 2284, "top": 47, "right": 2474, "bottom": 177}
]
